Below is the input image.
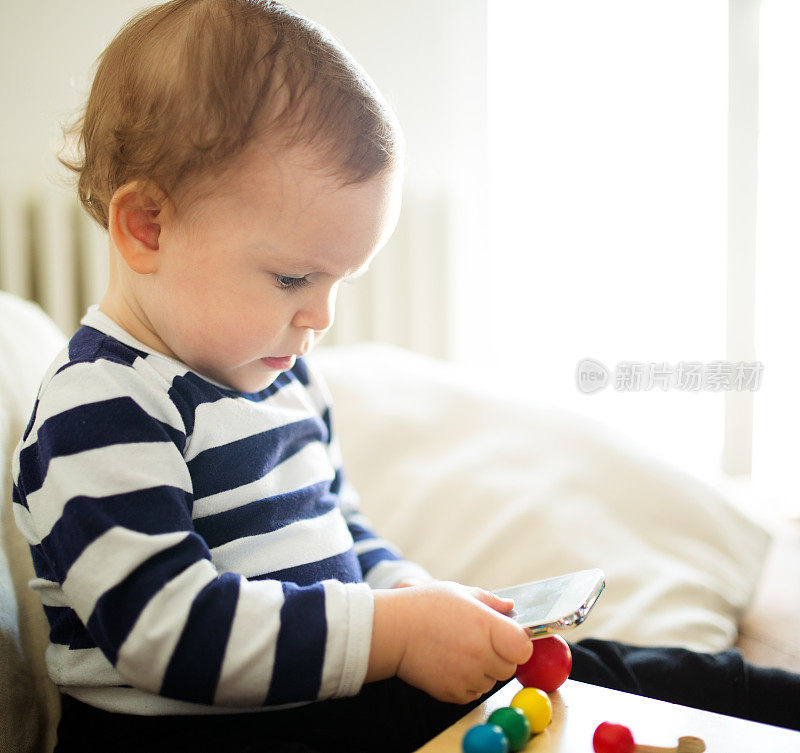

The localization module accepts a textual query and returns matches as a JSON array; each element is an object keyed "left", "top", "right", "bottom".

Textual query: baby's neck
[{"left": 98, "top": 287, "right": 177, "bottom": 361}]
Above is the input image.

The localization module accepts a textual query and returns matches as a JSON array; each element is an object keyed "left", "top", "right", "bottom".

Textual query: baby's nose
[{"left": 293, "top": 288, "right": 336, "bottom": 332}]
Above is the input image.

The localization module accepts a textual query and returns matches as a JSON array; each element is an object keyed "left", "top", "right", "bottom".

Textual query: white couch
[{"left": 0, "top": 292, "right": 773, "bottom": 753}]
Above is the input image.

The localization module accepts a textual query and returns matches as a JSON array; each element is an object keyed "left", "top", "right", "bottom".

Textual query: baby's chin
[
  {"left": 190, "top": 361, "right": 281, "bottom": 394},
  {"left": 226, "top": 369, "right": 282, "bottom": 394}
]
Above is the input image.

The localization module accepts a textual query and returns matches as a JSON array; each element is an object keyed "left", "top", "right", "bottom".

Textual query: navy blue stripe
[
  {"left": 43, "top": 603, "right": 72, "bottom": 646},
  {"left": 194, "top": 482, "right": 335, "bottom": 550},
  {"left": 329, "top": 466, "right": 344, "bottom": 495},
  {"left": 172, "top": 369, "right": 295, "bottom": 406},
  {"left": 160, "top": 572, "right": 240, "bottom": 704},
  {"left": 187, "top": 416, "right": 327, "bottom": 500},
  {"left": 266, "top": 583, "right": 326, "bottom": 704},
  {"left": 358, "top": 546, "right": 401, "bottom": 577},
  {"left": 68, "top": 326, "right": 148, "bottom": 365},
  {"left": 347, "top": 520, "right": 378, "bottom": 544},
  {"left": 30, "top": 544, "right": 56, "bottom": 581},
  {"left": 167, "top": 372, "right": 231, "bottom": 440},
  {"left": 321, "top": 406, "right": 333, "bottom": 447},
  {"left": 291, "top": 357, "right": 311, "bottom": 387},
  {"left": 68, "top": 326, "right": 104, "bottom": 362},
  {"left": 22, "top": 398, "right": 39, "bottom": 441},
  {"left": 40, "top": 486, "right": 195, "bottom": 583},
  {"left": 43, "top": 604, "right": 97, "bottom": 649},
  {"left": 235, "top": 369, "right": 294, "bottom": 402},
  {"left": 252, "top": 548, "right": 363, "bottom": 587},
  {"left": 167, "top": 379, "right": 199, "bottom": 439},
  {"left": 18, "top": 398, "right": 185, "bottom": 496},
  {"left": 86, "top": 534, "right": 211, "bottom": 665},
  {"left": 12, "top": 482, "right": 27, "bottom": 511}
]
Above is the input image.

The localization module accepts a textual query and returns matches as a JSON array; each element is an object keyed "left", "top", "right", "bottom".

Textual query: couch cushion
[
  {"left": 0, "top": 292, "right": 66, "bottom": 753},
  {"left": 310, "top": 342, "right": 771, "bottom": 652}
]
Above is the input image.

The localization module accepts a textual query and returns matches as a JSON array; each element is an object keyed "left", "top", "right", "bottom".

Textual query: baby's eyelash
[{"left": 276, "top": 275, "right": 311, "bottom": 291}]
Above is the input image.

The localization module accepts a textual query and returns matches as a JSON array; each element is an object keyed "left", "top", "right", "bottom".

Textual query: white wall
[
  {"left": 0, "top": 0, "right": 487, "bottom": 360},
  {"left": 0, "top": 0, "right": 146, "bottom": 194}
]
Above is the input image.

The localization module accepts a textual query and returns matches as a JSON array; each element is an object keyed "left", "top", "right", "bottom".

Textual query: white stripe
[
  {"left": 193, "top": 441, "right": 334, "bottom": 516},
  {"left": 210, "top": 509, "right": 354, "bottom": 578},
  {"left": 30, "top": 348, "right": 71, "bottom": 406},
  {"left": 62, "top": 527, "right": 189, "bottom": 623},
  {"left": 319, "top": 580, "right": 348, "bottom": 699},
  {"left": 352, "top": 537, "right": 402, "bottom": 558},
  {"left": 320, "top": 581, "right": 373, "bottom": 698},
  {"left": 339, "top": 583, "right": 374, "bottom": 697},
  {"left": 363, "top": 560, "right": 435, "bottom": 590},
  {"left": 26, "top": 441, "right": 192, "bottom": 541},
  {"left": 327, "top": 435, "right": 344, "bottom": 469},
  {"left": 131, "top": 352, "right": 192, "bottom": 389},
  {"left": 301, "top": 357, "right": 334, "bottom": 412},
  {"left": 20, "top": 358, "right": 185, "bottom": 451},
  {"left": 337, "top": 477, "right": 361, "bottom": 516},
  {"left": 10, "top": 437, "right": 22, "bottom": 489},
  {"left": 11, "top": 502, "right": 37, "bottom": 545},
  {"left": 116, "top": 559, "right": 219, "bottom": 694},
  {"left": 213, "top": 578, "right": 284, "bottom": 706},
  {"left": 29, "top": 577, "right": 69, "bottom": 607},
  {"left": 47, "top": 347, "right": 72, "bottom": 378},
  {"left": 45, "top": 643, "right": 126, "bottom": 686},
  {"left": 184, "top": 380, "right": 318, "bottom": 462}
]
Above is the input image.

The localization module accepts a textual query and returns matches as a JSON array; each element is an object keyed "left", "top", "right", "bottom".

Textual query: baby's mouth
[{"left": 260, "top": 355, "right": 296, "bottom": 371}]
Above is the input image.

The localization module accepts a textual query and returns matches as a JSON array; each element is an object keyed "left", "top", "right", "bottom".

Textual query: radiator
[{"left": 0, "top": 185, "right": 450, "bottom": 358}]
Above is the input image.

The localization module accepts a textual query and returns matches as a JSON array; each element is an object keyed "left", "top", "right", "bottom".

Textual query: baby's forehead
[{"left": 178, "top": 149, "right": 397, "bottom": 249}]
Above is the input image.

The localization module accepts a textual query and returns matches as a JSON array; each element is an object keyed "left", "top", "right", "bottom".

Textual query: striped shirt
[{"left": 11, "top": 306, "right": 431, "bottom": 715}]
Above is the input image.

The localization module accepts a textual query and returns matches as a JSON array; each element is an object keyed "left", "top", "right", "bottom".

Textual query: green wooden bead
[{"left": 488, "top": 706, "right": 531, "bottom": 751}]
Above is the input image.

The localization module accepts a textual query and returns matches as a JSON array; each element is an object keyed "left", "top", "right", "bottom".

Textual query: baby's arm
[
  {"left": 296, "top": 361, "right": 534, "bottom": 701},
  {"left": 367, "top": 582, "right": 533, "bottom": 704}
]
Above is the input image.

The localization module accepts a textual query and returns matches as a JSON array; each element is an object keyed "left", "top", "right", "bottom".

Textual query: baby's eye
[{"left": 275, "top": 274, "right": 310, "bottom": 291}]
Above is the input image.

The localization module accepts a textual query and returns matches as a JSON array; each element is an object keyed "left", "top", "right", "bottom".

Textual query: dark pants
[{"left": 53, "top": 639, "right": 800, "bottom": 753}]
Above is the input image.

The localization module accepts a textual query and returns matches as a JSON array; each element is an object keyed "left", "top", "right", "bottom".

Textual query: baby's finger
[
  {"left": 490, "top": 618, "right": 533, "bottom": 665},
  {"left": 466, "top": 677, "right": 498, "bottom": 700},
  {"left": 485, "top": 655, "right": 519, "bottom": 683},
  {"left": 472, "top": 587, "right": 515, "bottom": 613}
]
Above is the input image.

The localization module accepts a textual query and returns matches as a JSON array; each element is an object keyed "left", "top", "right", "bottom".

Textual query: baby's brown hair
[{"left": 58, "top": 0, "right": 401, "bottom": 231}]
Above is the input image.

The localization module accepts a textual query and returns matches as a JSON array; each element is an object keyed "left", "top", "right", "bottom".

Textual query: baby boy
[{"left": 12, "top": 1, "right": 531, "bottom": 750}]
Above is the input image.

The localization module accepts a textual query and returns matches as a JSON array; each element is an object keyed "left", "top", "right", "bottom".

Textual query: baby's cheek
[{"left": 214, "top": 321, "right": 266, "bottom": 362}]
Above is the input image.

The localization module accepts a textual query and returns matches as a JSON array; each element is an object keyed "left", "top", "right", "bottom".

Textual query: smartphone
[{"left": 493, "top": 568, "right": 605, "bottom": 638}]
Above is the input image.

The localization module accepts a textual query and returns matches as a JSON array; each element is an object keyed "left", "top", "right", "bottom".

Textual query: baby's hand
[{"left": 369, "top": 581, "right": 533, "bottom": 704}]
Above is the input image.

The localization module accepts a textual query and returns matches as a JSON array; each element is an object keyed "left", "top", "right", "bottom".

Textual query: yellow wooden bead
[{"left": 510, "top": 687, "right": 552, "bottom": 734}]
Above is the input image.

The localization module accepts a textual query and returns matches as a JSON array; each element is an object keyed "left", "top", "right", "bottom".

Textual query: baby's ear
[{"left": 108, "top": 181, "right": 170, "bottom": 274}]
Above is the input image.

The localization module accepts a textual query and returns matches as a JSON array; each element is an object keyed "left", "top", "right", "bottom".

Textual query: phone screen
[
  {"left": 504, "top": 573, "right": 575, "bottom": 625},
  {"left": 494, "top": 568, "right": 605, "bottom": 636}
]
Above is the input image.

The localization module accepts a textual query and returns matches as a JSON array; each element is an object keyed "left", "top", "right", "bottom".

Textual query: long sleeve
[
  {"left": 11, "top": 349, "right": 373, "bottom": 712},
  {"left": 302, "top": 357, "right": 434, "bottom": 589}
]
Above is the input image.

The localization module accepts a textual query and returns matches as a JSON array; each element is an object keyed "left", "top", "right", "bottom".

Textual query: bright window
[
  {"left": 753, "top": 0, "right": 800, "bottom": 514},
  {"left": 487, "top": 1, "right": 728, "bottom": 479}
]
